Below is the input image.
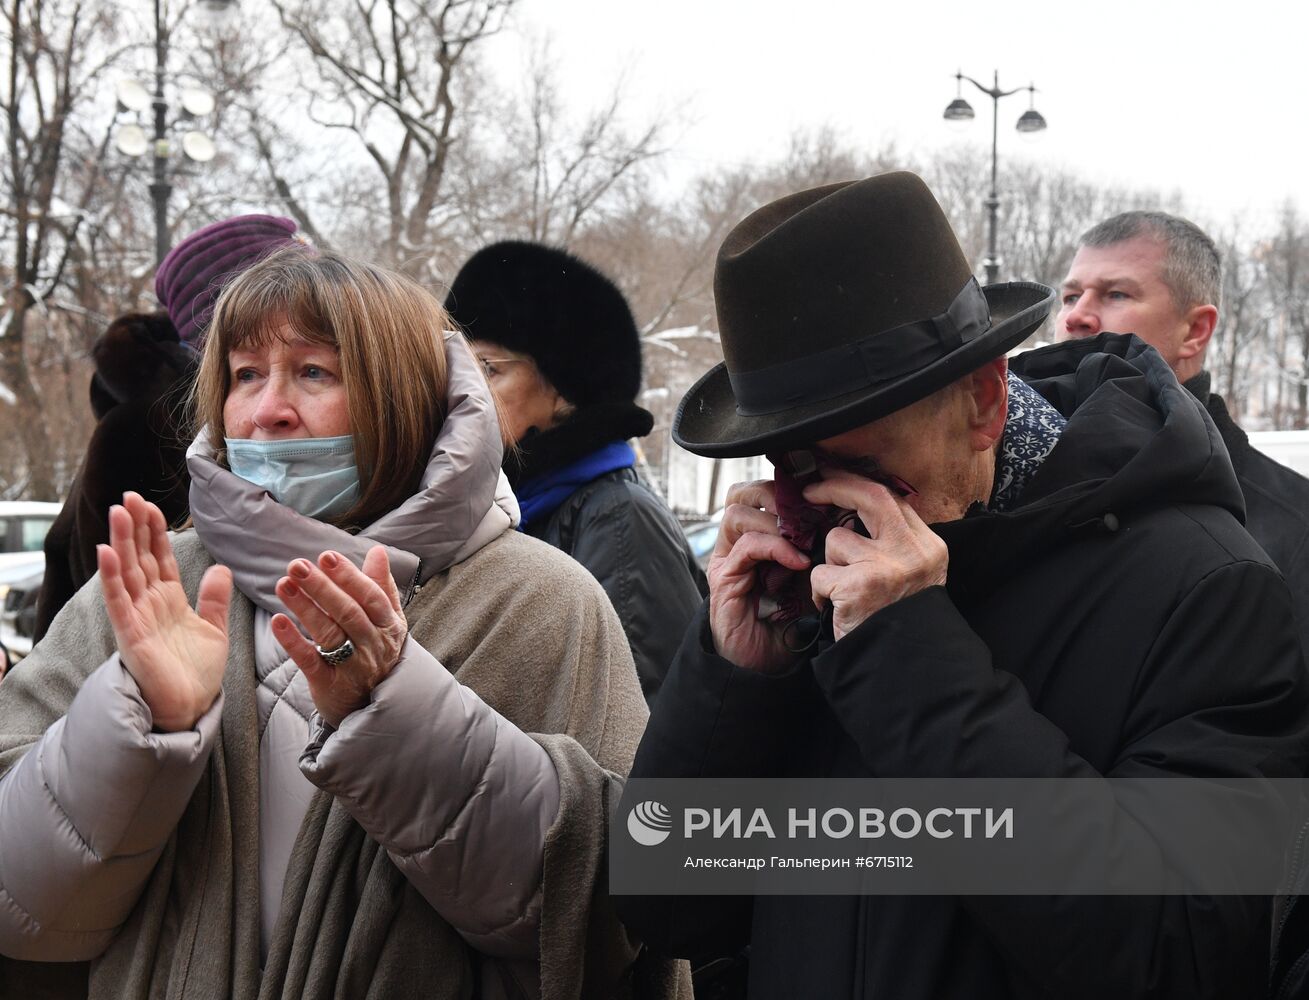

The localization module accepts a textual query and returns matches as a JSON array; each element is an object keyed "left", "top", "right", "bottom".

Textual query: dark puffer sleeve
[
  {"left": 615, "top": 607, "right": 820, "bottom": 965},
  {"left": 810, "top": 566, "right": 1309, "bottom": 1000},
  {"left": 559, "top": 480, "right": 706, "bottom": 702}
]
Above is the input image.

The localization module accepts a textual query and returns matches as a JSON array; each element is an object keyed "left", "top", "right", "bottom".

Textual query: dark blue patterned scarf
[{"left": 989, "top": 372, "right": 1066, "bottom": 512}]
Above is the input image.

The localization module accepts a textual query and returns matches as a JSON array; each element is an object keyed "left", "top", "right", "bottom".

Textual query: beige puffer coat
[{"left": 0, "top": 336, "right": 671, "bottom": 998}]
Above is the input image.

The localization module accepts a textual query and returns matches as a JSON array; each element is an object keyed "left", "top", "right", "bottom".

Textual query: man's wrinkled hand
[
  {"left": 803, "top": 469, "right": 947, "bottom": 641},
  {"left": 707, "top": 480, "right": 810, "bottom": 673}
]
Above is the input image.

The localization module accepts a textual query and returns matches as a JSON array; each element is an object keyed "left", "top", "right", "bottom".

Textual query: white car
[
  {"left": 682, "top": 508, "right": 724, "bottom": 570},
  {"left": 1249, "top": 430, "right": 1309, "bottom": 478},
  {"left": 0, "top": 501, "right": 60, "bottom": 666},
  {"left": 0, "top": 501, "right": 59, "bottom": 570}
]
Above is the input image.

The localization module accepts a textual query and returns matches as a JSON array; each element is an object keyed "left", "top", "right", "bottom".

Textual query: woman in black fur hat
[
  {"left": 33, "top": 312, "right": 195, "bottom": 641},
  {"left": 445, "top": 241, "right": 705, "bottom": 703}
]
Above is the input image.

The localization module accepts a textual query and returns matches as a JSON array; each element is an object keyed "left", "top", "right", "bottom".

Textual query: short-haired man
[
  {"left": 1057, "top": 211, "right": 1309, "bottom": 654},
  {"left": 615, "top": 174, "right": 1309, "bottom": 997}
]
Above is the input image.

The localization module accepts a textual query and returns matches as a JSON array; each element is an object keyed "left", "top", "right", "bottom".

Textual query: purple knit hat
[{"left": 155, "top": 214, "right": 301, "bottom": 347}]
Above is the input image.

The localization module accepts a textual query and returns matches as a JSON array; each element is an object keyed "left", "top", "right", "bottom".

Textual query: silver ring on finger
[{"left": 315, "top": 637, "right": 355, "bottom": 666}]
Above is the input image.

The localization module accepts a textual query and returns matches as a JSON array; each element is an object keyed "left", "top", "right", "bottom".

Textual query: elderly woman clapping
[{"left": 0, "top": 249, "right": 684, "bottom": 999}]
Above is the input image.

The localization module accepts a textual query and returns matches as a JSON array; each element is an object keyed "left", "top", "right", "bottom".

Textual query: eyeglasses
[{"left": 476, "top": 356, "right": 527, "bottom": 378}]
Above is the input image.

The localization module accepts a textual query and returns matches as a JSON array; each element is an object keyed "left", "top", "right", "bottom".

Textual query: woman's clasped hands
[{"left": 99, "top": 492, "right": 409, "bottom": 732}]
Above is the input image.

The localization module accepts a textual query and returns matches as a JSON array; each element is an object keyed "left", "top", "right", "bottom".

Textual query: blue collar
[{"left": 516, "top": 441, "right": 636, "bottom": 528}]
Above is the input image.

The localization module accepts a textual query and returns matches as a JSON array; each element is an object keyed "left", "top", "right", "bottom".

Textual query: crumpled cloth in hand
[{"left": 757, "top": 451, "right": 916, "bottom": 626}]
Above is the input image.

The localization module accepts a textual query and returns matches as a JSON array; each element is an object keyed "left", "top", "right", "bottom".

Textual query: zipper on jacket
[
  {"left": 1276, "top": 945, "right": 1309, "bottom": 1000},
  {"left": 1272, "top": 815, "right": 1309, "bottom": 981},
  {"left": 401, "top": 562, "right": 423, "bottom": 610}
]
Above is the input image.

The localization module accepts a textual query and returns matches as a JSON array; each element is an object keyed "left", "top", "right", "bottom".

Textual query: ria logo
[{"left": 627, "top": 800, "right": 673, "bottom": 846}]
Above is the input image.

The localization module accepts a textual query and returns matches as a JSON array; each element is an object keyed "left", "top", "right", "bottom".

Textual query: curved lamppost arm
[{"left": 956, "top": 71, "right": 1027, "bottom": 102}]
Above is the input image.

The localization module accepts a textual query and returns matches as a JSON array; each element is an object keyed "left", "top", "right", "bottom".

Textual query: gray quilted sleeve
[
  {"left": 299, "top": 638, "right": 560, "bottom": 960},
  {"left": 0, "top": 656, "right": 221, "bottom": 961}
]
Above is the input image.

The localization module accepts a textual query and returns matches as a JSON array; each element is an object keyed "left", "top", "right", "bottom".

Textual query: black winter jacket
[
  {"left": 509, "top": 402, "right": 706, "bottom": 703},
  {"left": 528, "top": 467, "right": 706, "bottom": 702},
  {"left": 1188, "top": 373, "right": 1309, "bottom": 999},
  {"left": 1185, "top": 372, "right": 1309, "bottom": 657},
  {"left": 617, "top": 334, "right": 1309, "bottom": 999}
]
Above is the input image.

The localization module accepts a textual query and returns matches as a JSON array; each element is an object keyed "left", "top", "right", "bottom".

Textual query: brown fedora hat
[{"left": 673, "top": 171, "right": 1055, "bottom": 457}]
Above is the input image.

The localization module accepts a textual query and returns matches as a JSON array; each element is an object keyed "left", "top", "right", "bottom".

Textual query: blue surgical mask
[{"left": 225, "top": 435, "right": 360, "bottom": 521}]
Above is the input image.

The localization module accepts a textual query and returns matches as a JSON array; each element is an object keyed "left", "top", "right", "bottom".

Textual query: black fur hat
[
  {"left": 444, "top": 241, "right": 641, "bottom": 406},
  {"left": 89, "top": 311, "right": 196, "bottom": 417}
]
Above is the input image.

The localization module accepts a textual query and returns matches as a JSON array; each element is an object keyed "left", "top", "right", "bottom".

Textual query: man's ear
[
  {"left": 968, "top": 357, "right": 1008, "bottom": 453},
  {"left": 1177, "top": 304, "right": 1219, "bottom": 364}
]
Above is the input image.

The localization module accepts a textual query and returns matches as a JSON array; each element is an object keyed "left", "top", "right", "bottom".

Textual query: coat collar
[
  {"left": 186, "top": 333, "right": 520, "bottom": 615},
  {"left": 1184, "top": 371, "right": 1252, "bottom": 475},
  {"left": 504, "top": 401, "right": 653, "bottom": 487},
  {"left": 942, "top": 335, "right": 1245, "bottom": 605}
]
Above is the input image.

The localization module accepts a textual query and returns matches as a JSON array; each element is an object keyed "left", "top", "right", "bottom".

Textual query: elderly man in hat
[{"left": 615, "top": 173, "right": 1309, "bottom": 998}]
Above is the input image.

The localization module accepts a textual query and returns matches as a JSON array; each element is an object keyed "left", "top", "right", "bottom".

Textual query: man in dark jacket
[
  {"left": 615, "top": 172, "right": 1309, "bottom": 999},
  {"left": 1059, "top": 216, "right": 1309, "bottom": 998},
  {"left": 1057, "top": 210, "right": 1309, "bottom": 656}
]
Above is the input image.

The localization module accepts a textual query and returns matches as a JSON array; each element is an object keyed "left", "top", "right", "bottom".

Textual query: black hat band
[{"left": 728, "top": 277, "right": 992, "bottom": 417}]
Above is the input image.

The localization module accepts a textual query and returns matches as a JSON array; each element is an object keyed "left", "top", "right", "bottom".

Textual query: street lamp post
[
  {"left": 943, "top": 70, "right": 1047, "bottom": 285},
  {"left": 115, "top": 0, "right": 235, "bottom": 264},
  {"left": 150, "top": 0, "right": 171, "bottom": 267}
]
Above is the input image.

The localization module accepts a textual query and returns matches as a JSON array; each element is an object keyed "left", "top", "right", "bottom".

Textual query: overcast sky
[{"left": 485, "top": 0, "right": 1308, "bottom": 234}]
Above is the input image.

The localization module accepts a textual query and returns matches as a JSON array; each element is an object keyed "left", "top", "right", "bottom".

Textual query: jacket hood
[
  {"left": 939, "top": 333, "right": 1244, "bottom": 601},
  {"left": 186, "top": 333, "right": 520, "bottom": 614}
]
